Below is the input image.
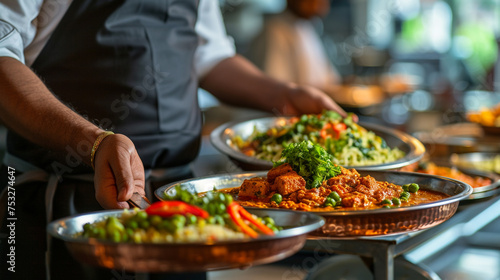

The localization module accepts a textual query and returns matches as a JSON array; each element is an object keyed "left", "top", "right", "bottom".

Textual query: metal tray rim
[
  {"left": 210, "top": 117, "right": 426, "bottom": 171},
  {"left": 47, "top": 208, "right": 325, "bottom": 246},
  {"left": 155, "top": 171, "right": 472, "bottom": 216}
]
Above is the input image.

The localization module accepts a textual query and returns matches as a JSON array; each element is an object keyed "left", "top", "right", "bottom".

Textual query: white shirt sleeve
[
  {"left": 0, "top": 0, "right": 43, "bottom": 64},
  {"left": 194, "top": 0, "right": 236, "bottom": 79}
]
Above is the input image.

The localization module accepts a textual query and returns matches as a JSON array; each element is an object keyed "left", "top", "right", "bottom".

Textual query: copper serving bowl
[
  {"left": 47, "top": 209, "right": 324, "bottom": 273},
  {"left": 156, "top": 171, "right": 472, "bottom": 238},
  {"left": 210, "top": 117, "right": 425, "bottom": 171}
]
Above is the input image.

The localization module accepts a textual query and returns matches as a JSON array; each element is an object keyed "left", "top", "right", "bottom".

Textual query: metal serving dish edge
[
  {"left": 47, "top": 208, "right": 324, "bottom": 273},
  {"left": 156, "top": 170, "right": 472, "bottom": 238},
  {"left": 210, "top": 117, "right": 426, "bottom": 171}
]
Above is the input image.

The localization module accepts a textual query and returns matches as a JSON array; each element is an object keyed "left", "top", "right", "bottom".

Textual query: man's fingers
[{"left": 111, "top": 151, "right": 135, "bottom": 202}]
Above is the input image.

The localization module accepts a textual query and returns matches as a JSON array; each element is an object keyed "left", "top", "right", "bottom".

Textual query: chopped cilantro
[{"left": 273, "top": 140, "right": 341, "bottom": 189}]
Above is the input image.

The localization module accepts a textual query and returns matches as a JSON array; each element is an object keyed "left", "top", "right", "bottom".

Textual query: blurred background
[{"left": 201, "top": 0, "right": 500, "bottom": 135}]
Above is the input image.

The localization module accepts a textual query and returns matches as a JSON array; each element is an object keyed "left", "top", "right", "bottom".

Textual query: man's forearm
[
  {"left": 0, "top": 56, "right": 103, "bottom": 166},
  {"left": 199, "top": 55, "right": 291, "bottom": 113}
]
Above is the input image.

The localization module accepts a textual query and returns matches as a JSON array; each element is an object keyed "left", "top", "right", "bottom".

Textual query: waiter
[{"left": 0, "top": 0, "right": 346, "bottom": 279}]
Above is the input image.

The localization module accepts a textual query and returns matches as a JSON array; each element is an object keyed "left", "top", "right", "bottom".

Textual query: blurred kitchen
[
  {"left": 199, "top": 1, "right": 500, "bottom": 280},
  {"left": 201, "top": 0, "right": 500, "bottom": 135}
]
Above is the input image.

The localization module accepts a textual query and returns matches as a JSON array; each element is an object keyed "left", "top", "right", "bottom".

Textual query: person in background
[
  {"left": 249, "top": 0, "right": 341, "bottom": 92},
  {"left": 0, "top": 0, "right": 345, "bottom": 279}
]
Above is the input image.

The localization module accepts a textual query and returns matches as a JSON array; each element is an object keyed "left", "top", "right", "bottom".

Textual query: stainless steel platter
[
  {"left": 451, "top": 152, "right": 500, "bottom": 174},
  {"left": 155, "top": 171, "right": 471, "bottom": 238},
  {"left": 413, "top": 123, "right": 500, "bottom": 157},
  {"left": 459, "top": 167, "right": 500, "bottom": 194},
  {"left": 47, "top": 208, "right": 324, "bottom": 273},
  {"left": 404, "top": 159, "right": 500, "bottom": 194},
  {"left": 210, "top": 117, "right": 425, "bottom": 171}
]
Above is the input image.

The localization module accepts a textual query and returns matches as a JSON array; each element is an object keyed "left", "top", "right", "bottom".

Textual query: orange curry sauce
[{"left": 220, "top": 164, "right": 450, "bottom": 211}]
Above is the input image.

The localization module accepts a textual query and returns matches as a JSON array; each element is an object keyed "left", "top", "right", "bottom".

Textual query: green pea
[
  {"left": 271, "top": 193, "right": 283, "bottom": 205},
  {"left": 83, "top": 223, "right": 92, "bottom": 233},
  {"left": 127, "top": 220, "right": 138, "bottom": 230},
  {"left": 400, "top": 191, "right": 410, "bottom": 201},
  {"left": 139, "top": 220, "right": 150, "bottom": 229},
  {"left": 214, "top": 215, "right": 225, "bottom": 226},
  {"left": 187, "top": 214, "right": 198, "bottom": 225},
  {"left": 328, "top": 191, "right": 341, "bottom": 203},
  {"left": 217, "top": 203, "right": 226, "bottom": 215},
  {"left": 89, "top": 227, "right": 99, "bottom": 237},
  {"left": 225, "top": 195, "right": 233, "bottom": 205},
  {"left": 202, "top": 196, "right": 210, "bottom": 205},
  {"left": 207, "top": 216, "right": 216, "bottom": 224},
  {"left": 171, "top": 215, "right": 186, "bottom": 230},
  {"left": 158, "top": 220, "right": 171, "bottom": 231},
  {"left": 269, "top": 225, "right": 279, "bottom": 233},
  {"left": 136, "top": 211, "right": 148, "bottom": 221},
  {"left": 96, "top": 227, "right": 107, "bottom": 239},
  {"left": 217, "top": 192, "right": 226, "bottom": 203},
  {"left": 106, "top": 217, "right": 125, "bottom": 234},
  {"left": 121, "top": 231, "right": 129, "bottom": 242},
  {"left": 110, "top": 230, "right": 121, "bottom": 242},
  {"left": 126, "top": 228, "right": 134, "bottom": 238},
  {"left": 392, "top": 197, "right": 401, "bottom": 206},
  {"left": 409, "top": 183, "right": 419, "bottom": 193},
  {"left": 149, "top": 215, "right": 163, "bottom": 227},
  {"left": 383, "top": 205, "right": 391, "bottom": 209},
  {"left": 402, "top": 184, "right": 410, "bottom": 192},
  {"left": 207, "top": 203, "right": 217, "bottom": 215},
  {"left": 263, "top": 216, "right": 275, "bottom": 226},
  {"left": 381, "top": 199, "right": 392, "bottom": 205},
  {"left": 324, "top": 197, "right": 336, "bottom": 207}
]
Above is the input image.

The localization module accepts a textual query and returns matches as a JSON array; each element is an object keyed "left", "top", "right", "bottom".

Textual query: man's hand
[
  {"left": 281, "top": 84, "right": 347, "bottom": 117},
  {"left": 199, "top": 55, "right": 347, "bottom": 117},
  {"left": 93, "top": 134, "right": 145, "bottom": 209}
]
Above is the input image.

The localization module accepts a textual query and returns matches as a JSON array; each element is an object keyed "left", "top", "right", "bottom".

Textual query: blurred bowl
[
  {"left": 413, "top": 123, "right": 500, "bottom": 157},
  {"left": 450, "top": 152, "right": 500, "bottom": 174}
]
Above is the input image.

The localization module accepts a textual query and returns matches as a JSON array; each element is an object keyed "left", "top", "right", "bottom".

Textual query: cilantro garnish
[{"left": 273, "top": 140, "right": 341, "bottom": 189}]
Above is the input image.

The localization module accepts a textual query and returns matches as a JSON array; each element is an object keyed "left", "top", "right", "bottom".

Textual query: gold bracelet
[{"left": 90, "top": 131, "right": 114, "bottom": 170}]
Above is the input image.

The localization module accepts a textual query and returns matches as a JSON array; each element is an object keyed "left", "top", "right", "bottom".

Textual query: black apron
[
  {"left": 0, "top": 0, "right": 205, "bottom": 279},
  {"left": 7, "top": 0, "right": 202, "bottom": 172}
]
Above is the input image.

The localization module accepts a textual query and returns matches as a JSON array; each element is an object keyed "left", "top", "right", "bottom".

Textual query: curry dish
[
  {"left": 221, "top": 163, "right": 450, "bottom": 211},
  {"left": 401, "top": 161, "right": 492, "bottom": 189}
]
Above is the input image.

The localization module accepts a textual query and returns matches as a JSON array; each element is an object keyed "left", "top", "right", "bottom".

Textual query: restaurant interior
[
  {"left": 192, "top": 0, "right": 500, "bottom": 279},
  {"left": 2, "top": 0, "right": 499, "bottom": 279}
]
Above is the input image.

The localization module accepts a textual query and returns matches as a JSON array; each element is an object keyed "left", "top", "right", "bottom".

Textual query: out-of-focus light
[
  {"left": 429, "top": 1, "right": 452, "bottom": 53},
  {"left": 409, "top": 90, "right": 433, "bottom": 111},
  {"left": 383, "top": 97, "right": 409, "bottom": 124},
  {"left": 452, "top": 36, "right": 473, "bottom": 59},
  {"left": 393, "top": 0, "right": 420, "bottom": 20}
]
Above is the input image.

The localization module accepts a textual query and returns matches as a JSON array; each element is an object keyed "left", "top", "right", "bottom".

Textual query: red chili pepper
[
  {"left": 237, "top": 205, "right": 275, "bottom": 235},
  {"left": 227, "top": 202, "right": 258, "bottom": 238},
  {"left": 145, "top": 201, "right": 209, "bottom": 219},
  {"left": 227, "top": 202, "right": 274, "bottom": 238}
]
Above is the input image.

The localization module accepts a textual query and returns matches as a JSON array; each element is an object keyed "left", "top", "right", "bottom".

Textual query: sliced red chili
[
  {"left": 227, "top": 202, "right": 274, "bottom": 238},
  {"left": 227, "top": 202, "right": 258, "bottom": 238},
  {"left": 237, "top": 205, "right": 274, "bottom": 235},
  {"left": 145, "top": 201, "right": 209, "bottom": 219}
]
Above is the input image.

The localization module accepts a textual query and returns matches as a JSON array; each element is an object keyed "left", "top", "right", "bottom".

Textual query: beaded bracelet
[{"left": 90, "top": 131, "right": 115, "bottom": 170}]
